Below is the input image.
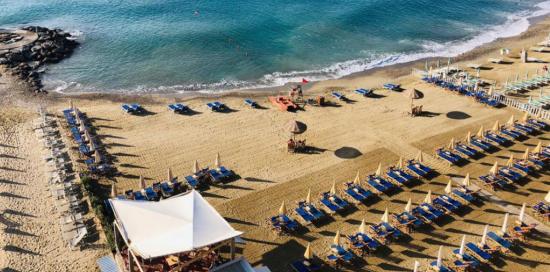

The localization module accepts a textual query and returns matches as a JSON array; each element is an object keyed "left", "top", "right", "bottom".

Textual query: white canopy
[{"left": 109, "top": 190, "right": 242, "bottom": 259}]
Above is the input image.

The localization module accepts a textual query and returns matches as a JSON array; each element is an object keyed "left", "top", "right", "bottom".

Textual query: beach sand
[{"left": 1, "top": 15, "right": 550, "bottom": 272}]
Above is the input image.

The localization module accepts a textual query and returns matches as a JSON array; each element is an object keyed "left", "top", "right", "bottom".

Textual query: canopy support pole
[{"left": 230, "top": 238, "right": 236, "bottom": 260}]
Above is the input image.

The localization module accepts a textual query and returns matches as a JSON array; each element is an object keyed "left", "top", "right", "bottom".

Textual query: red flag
[{"left": 302, "top": 78, "right": 309, "bottom": 84}]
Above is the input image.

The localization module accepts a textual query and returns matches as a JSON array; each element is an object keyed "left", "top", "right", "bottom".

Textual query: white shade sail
[{"left": 109, "top": 190, "right": 242, "bottom": 259}]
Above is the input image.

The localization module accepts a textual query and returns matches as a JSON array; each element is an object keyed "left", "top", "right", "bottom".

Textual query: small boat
[{"left": 269, "top": 96, "right": 297, "bottom": 111}]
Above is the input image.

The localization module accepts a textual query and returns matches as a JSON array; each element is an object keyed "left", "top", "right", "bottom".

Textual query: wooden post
[{"left": 230, "top": 239, "right": 236, "bottom": 260}]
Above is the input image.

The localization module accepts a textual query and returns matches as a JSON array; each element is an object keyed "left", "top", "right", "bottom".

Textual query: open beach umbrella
[
  {"left": 375, "top": 163, "right": 382, "bottom": 176},
  {"left": 476, "top": 126, "right": 485, "bottom": 138},
  {"left": 306, "top": 188, "right": 311, "bottom": 204},
  {"left": 413, "top": 260, "right": 420, "bottom": 272},
  {"left": 518, "top": 203, "right": 526, "bottom": 224},
  {"left": 381, "top": 208, "right": 389, "bottom": 223},
  {"left": 397, "top": 157, "right": 403, "bottom": 169},
  {"left": 466, "top": 131, "right": 472, "bottom": 144},
  {"left": 489, "top": 161, "right": 499, "bottom": 176},
  {"left": 359, "top": 219, "right": 366, "bottom": 234},
  {"left": 405, "top": 198, "right": 412, "bottom": 213},
  {"left": 507, "top": 115, "right": 515, "bottom": 126},
  {"left": 330, "top": 181, "right": 336, "bottom": 195},
  {"left": 304, "top": 243, "right": 313, "bottom": 260},
  {"left": 501, "top": 213, "right": 509, "bottom": 234},
  {"left": 521, "top": 112, "right": 529, "bottom": 122},
  {"left": 491, "top": 120, "right": 500, "bottom": 132},
  {"left": 139, "top": 175, "right": 146, "bottom": 190},
  {"left": 481, "top": 225, "right": 489, "bottom": 245},
  {"left": 415, "top": 151, "right": 423, "bottom": 163},
  {"left": 424, "top": 190, "right": 432, "bottom": 204},
  {"left": 463, "top": 173, "right": 471, "bottom": 187},
  {"left": 333, "top": 230, "right": 340, "bottom": 245},
  {"left": 545, "top": 191, "right": 550, "bottom": 202},
  {"left": 533, "top": 141, "right": 542, "bottom": 154},
  {"left": 459, "top": 235, "right": 466, "bottom": 256},
  {"left": 506, "top": 154, "right": 514, "bottom": 167},
  {"left": 279, "top": 201, "right": 287, "bottom": 215},
  {"left": 111, "top": 182, "right": 117, "bottom": 198},
  {"left": 436, "top": 246, "right": 443, "bottom": 269},
  {"left": 448, "top": 138, "right": 455, "bottom": 150},
  {"left": 353, "top": 171, "right": 361, "bottom": 185},
  {"left": 167, "top": 168, "right": 173, "bottom": 182},
  {"left": 94, "top": 150, "right": 101, "bottom": 164},
  {"left": 215, "top": 153, "right": 221, "bottom": 168},
  {"left": 193, "top": 160, "right": 200, "bottom": 173},
  {"left": 444, "top": 180, "right": 452, "bottom": 194},
  {"left": 522, "top": 148, "right": 530, "bottom": 160}
]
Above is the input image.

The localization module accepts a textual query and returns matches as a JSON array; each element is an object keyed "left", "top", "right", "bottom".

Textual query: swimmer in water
[{"left": 194, "top": 10, "right": 200, "bottom": 16}]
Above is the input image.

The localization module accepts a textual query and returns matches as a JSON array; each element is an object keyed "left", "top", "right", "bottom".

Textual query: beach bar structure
[{"left": 109, "top": 190, "right": 244, "bottom": 272}]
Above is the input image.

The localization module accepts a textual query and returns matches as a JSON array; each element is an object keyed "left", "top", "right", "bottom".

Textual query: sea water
[{"left": 0, "top": 0, "right": 549, "bottom": 93}]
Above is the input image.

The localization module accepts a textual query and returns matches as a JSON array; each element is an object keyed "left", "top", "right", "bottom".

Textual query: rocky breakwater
[{"left": 0, "top": 26, "right": 78, "bottom": 94}]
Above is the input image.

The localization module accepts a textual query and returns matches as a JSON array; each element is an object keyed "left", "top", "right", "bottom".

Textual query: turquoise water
[{"left": 1, "top": 0, "right": 549, "bottom": 93}]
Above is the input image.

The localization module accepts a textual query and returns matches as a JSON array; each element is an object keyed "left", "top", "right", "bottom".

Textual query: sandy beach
[{"left": 1, "top": 13, "right": 550, "bottom": 272}]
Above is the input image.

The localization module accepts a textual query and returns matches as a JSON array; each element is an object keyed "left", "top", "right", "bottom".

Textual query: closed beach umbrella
[
  {"left": 359, "top": 219, "right": 366, "bottom": 234},
  {"left": 437, "top": 59, "right": 440, "bottom": 68},
  {"left": 306, "top": 188, "right": 311, "bottom": 204},
  {"left": 110, "top": 182, "right": 117, "bottom": 198},
  {"left": 139, "top": 175, "right": 146, "bottom": 189},
  {"left": 415, "top": 151, "right": 423, "bottom": 163},
  {"left": 489, "top": 161, "right": 499, "bottom": 175},
  {"left": 476, "top": 126, "right": 485, "bottom": 138},
  {"left": 375, "top": 163, "right": 382, "bottom": 176},
  {"left": 79, "top": 120, "right": 86, "bottom": 133},
  {"left": 507, "top": 115, "right": 515, "bottom": 126},
  {"left": 424, "top": 190, "right": 432, "bottom": 204},
  {"left": 193, "top": 160, "right": 200, "bottom": 173},
  {"left": 545, "top": 191, "right": 550, "bottom": 202},
  {"left": 436, "top": 246, "right": 443, "bottom": 269},
  {"left": 89, "top": 142, "right": 96, "bottom": 153},
  {"left": 333, "top": 230, "right": 340, "bottom": 245},
  {"left": 521, "top": 112, "right": 529, "bottom": 122},
  {"left": 525, "top": 70, "right": 529, "bottom": 80},
  {"left": 459, "top": 235, "right": 466, "bottom": 256},
  {"left": 75, "top": 108, "right": 81, "bottom": 124},
  {"left": 353, "top": 171, "right": 361, "bottom": 185},
  {"left": 69, "top": 99, "right": 74, "bottom": 110},
  {"left": 167, "top": 168, "right": 173, "bottom": 181},
  {"left": 506, "top": 154, "right": 514, "bottom": 167},
  {"left": 522, "top": 148, "right": 530, "bottom": 160},
  {"left": 515, "top": 73, "right": 519, "bottom": 82},
  {"left": 505, "top": 77, "right": 509, "bottom": 87},
  {"left": 448, "top": 138, "right": 455, "bottom": 150},
  {"left": 304, "top": 243, "right": 313, "bottom": 260},
  {"left": 330, "top": 181, "right": 336, "bottom": 195},
  {"left": 215, "top": 153, "right": 221, "bottom": 168},
  {"left": 481, "top": 225, "right": 489, "bottom": 245},
  {"left": 488, "top": 85, "right": 494, "bottom": 96},
  {"left": 405, "top": 198, "right": 412, "bottom": 213},
  {"left": 466, "top": 131, "right": 472, "bottom": 144},
  {"left": 501, "top": 213, "right": 509, "bottom": 234},
  {"left": 518, "top": 203, "right": 526, "bottom": 223},
  {"left": 425, "top": 60, "right": 429, "bottom": 71},
  {"left": 533, "top": 141, "right": 542, "bottom": 154},
  {"left": 278, "top": 201, "right": 287, "bottom": 215},
  {"left": 444, "top": 180, "right": 452, "bottom": 194},
  {"left": 397, "top": 157, "right": 403, "bottom": 169},
  {"left": 491, "top": 120, "right": 500, "bottom": 132},
  {"left": 413, "top": 260, "right": 420, "bottom": 272},
  {"left": 94, "top": 150, "right": 101, "bottom": 163},
  {"left": 463, "top": 173, "right": 471, "bottom": 187},
  {"left": 381, "top": 207, "right": 389, "bottom": 223}
]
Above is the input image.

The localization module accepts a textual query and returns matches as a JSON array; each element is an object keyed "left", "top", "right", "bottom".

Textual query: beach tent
[{"left": 109, "top": 190, "right": 242, "bottom": 259}]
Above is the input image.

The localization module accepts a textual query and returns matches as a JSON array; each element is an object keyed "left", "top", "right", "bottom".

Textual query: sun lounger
[
  {"left": 344, "top": 183, "right": 373, "bottom": 202},
  {"left": 513, "top": 123, "right": 534, "bottom": 134},
  {"left": 498, "top": 167, "right": 522, "bottom": 182},
  {"left": 320, "top": 192, "right": 350, "bottom": 213},
  {"left": 487, "top": 232, "right": 512, "bottom": 253},
  {"left": 484, "top": 132, "right": 509, "bottom": 145},
  {"left": 465, "top": 242, "right": 492, "bottom": 262},
  {"left": 454, "top": 143, "right": 478, "bottom": 158},
  {"left": 433, "top": 196, "right": 460, "bottom": 213},
  {"left": 527, "top": 119, "right": 548, "bottom": 129},
  {"left": 160, "top": 182, "right": 174, "bottom": 197},
  {"left": 369, "top": 222, "right": 402, "bottom": 244},
  {"left": 532, "top": 201, "right": 549, "bottom": 219},
  {"left": 244, "top": 99, "right": 258, "bottom": 108},
  {"left": 133, "top": 191, "right": 147, "bottom": 201},
  {"left": 469, "top": 138, "right": 493, "bottom": 151},
  {"left": 185, "top": 175, "right": 199, "bottom": 188},
  {"left": 429, "top": 261, "right": 455, "bottom": 272},
  {"left": 512, "top": 161, "right": 531, "bottom": 174},
  {"left": 452, "top": 248, "right": 481, "bottom": 270},
  {"left": 351, "top": 232, "right": 381, "bottom": 253},
  {"left": 331, "top": 91, "right": 346, "bottom": 100},
  {"left": 330, "top": 244, "right": 354, "bottom": 263},
  {"left": 367, "top": 177, "right": 388, "bottom": 194},
  {"left": 451, "top": 188, "right": 475, "bottom": 202},
  {"left": 290, "top": 259, "right": 321, "bottom": 272},
  {"left": 383, "top": 83, "right": 400, "bottom": 91},
  {"left": 386, "top": 169, "right": 407, "bottom": 185},
  {"left": 270, "top": 214, "right": 299, "bottom": 233},
  {"left": 478, "top": 175, "right": 507, "bottom": 190},
  {"left": 500, "top": 128, "right": 522, "bottom": 139},
  {"left": 144, "top": 187, "right": 158, "bottom": 200},
  {"left": 412, "top": 206, "right": 437, "bottom": 223},
  {"left": 295, "top": 205, "right": 315, "bottom": 224},
  {"left": 121, "top": 104, "right": 134, "bottom": 113},
  {"left": 168, "top": 103, "right": 189, "bottom": 113},
  {"left": 437, "top": 149, "right": 461, "bottom": 164},
  {"left": 420, "top": 203, "right": 445, "bottom": 218},
  {"left": 354, "top": 88, "right": 373, "bottom": 97},
  {"left": 393, "top": 211, "right": 424, "bottom": 230},
  {"left": 208, "top": 169, "right": 224, "bottom": 183},
  {"left": 297, "top": 202, "right": 325, "bottom": 221}
]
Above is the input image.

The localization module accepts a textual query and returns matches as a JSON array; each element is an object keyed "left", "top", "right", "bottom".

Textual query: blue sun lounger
[
  {"left": 331, "top": 91, "right": 346, "bottom": 100},
  {"left": 437, "top": 149, "right": 461, "bottom": 164},
  {"left": 514, "top": 123, "right": 534, "bottom": 134},
  {"left": 320, "top": 192, "right": 349, "bottom": 213},
  {"left": 412, "top": 206, "right": 437, "bottom": 223},
  {"left": 168, "top": 103, "right": 189, "bottom": 113},
  {"left": 452, "top": 249, "right": 481, "bottom": 270},
  {"left": 470, "top": 138, "right": 492, "bottom": 151},
  {"left": 433, "top": 196, "right": 460, "bottom": 213},
  {"left": 452, "top": 189, "right": 475, "bottom": 202},
  {"left": 133, "top": 191, "right": 147, "bottom": 201},
  {"left": 383, "top": 83, "right": 400, "bottom": 91},
  {"left": 527, "top": 119, "right": 548, "bottom": 129},
  {"left": 130, "top": 104, "right": 143, "bottom": 112},
  {"left": 330, "top": 244, "right": 354, "bottom": 262},
  {"left": 290, "top": 259, "right": 321, "bottom": 272},
  {"left": 500, "top": 128, "right": 522, "bottom": 139},
  {"left": 185, "top": 175, "right": 199, "bottom": 188},
  {"left": 377, "top": 177, "right": 395, "bottom": 190},
  {"left": 512, "top": 162, "right": 530, "bottom": 174},
  {"left": 208, "top": 169, "right": 224, "bottom": 183},
  {"left": 487, "top": 232, "right": 512, "bottom": 252},
  {"left": 144, "top": 187, "right": 157, "bottom": 200},
  {"left": 244, "top": 99, "right": 258, "bottom": 108},
  {"left": 499, "top": 168, "right": 522, "bottom": 182},
  {"left": 271, "top": 214, "right": 299, "bottom": 232},
  {"left": 217, "top": 166, "right": 233, "bottom": 178},
  {"left": 160, "top": 182, "right": 174, "bottom": 197},
  {"left": 479, "top": 175, "right": 507, "bottom": 190},
  {"left": 354, "top": 88, "right": 373, "bottom": 96},
  {"left": 381, "top": 222, "right": 402, "bottom": 240},
  {"left": 353, "top": 232, "right": 381, "bottom": 252},
  {"left": 406, "top": 160, "right": 431, "bottom": 176},
  {"left": 295, "top": 205, "right": 315, "bottom": 224},
  {"left": 122, "top": 104, "right": 134, "bottom": 113},
  {"left": 466, "top": 242, "right": 492, "bottom": 262},
  {"left": 394, "top": 211, "right": 424, "bottom": 229},
  {"left": 484, "top": 132, "right": 508, "bottom": 145},
  {"left": 367, "top": 178, "right": 387, "bottom": 193},
  {"left": 455, "top": 143, "right": 478, "bottom": 157},
  {"left": 344, "top": 183, "right": 373, "bottom": 202},
  {"left": 420, "top": 203, "right": 445, "bottom": 218},
  {"left": 429, "top": 261, "right": 455, "bottom": 272}
]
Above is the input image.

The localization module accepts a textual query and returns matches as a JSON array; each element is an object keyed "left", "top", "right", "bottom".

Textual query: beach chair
[
  {"left": 452, "top": 249, "right": 481, "bottom": 271},
  {"left": 383, "top": 83, "right": 400, "bottom": 91},
  {"left": 386, "top": 169, "right": 407, "bottom": 185},
  {"left": 348, "top": 232, "right": 381, "bottom": 255},
  {"left": 160, "top": 182, "right": 174, "bottom": 198},
  {"left": 527, "top": 119, "right": 548, "bottom": 129},
  {"left": 500, "top": 128, "right": 522, "bottom": 139},
  {"left": 367, "top": 178, "right": 387, "bottom": 194},
  {"left": 130, "top": 104, "right": 143, "bottom": 113},
  {"left": 295, "top": 205, "right": 315, "bottom": 224},
  {"left": 329, "top": 244, "right": 354, "bottom": 263},
  {"left": 270, "top": 214, "right": 299, "bottom": 233},
  {"left": 512, "top": 161, "right": 531, "bottom": 174},
  {"left": 429, "top": 261, "right": 455, "bottom": 272},
  {"left": 133, "top": 191, "right": 147, "bottom": 201},
  {"left": 392, "top": 211, "right": 423, "bottom": 233},
  {"left": 437, "top": 149, "right": 461, "bottom": 164},
  {"left": 208, "top": 169, "right": 224, "bottom": 183},
  {"left": 532, "top": 201, "right": 549, "bottom": 221},
  {"left": 484, "top": 132, "right": 509, "bottom": 145},
  {"left": 121, "top": 104, "right": 134, "bottom": 113},
  {"left": 144, "top": 187, "right": 158, "bottom": 200},
  {"left": 244, "top": 99, "right": 258, "bottom": 108},
  {"left": 344, "top": 183, "right": 373, "bottom": 203},
  {"left": 331, "top": 91, "right": 346, "bottom": 100},
  {"left": 513, "top": 123, "right": 535, "bottom": 134},
  {"left": 290, "top": 259, "right": 321, "bottom": 272},
  {"left": 469, "top": 137, "right": 493, "bottom": 151},
  {"left": 216, "top": 166, "right": 234, "bottom": 179},
  {"left": 207, "top": 102, "right": 226, "bottom": 111},
  {"left": 354, "top": 88, "right": 373, "bottom": 97},
  {"left": 498, "top": 167, "right": 523, "bottom": 182},
  {"left": 465, "top": 242, "right": 492, "bottom": 262},
  {"left": 320, "top": 192, "right": 350, "bottom": 213},
  {"left": 168, "top": 104, "right": 179, "bottom": 112},
  {"left": 487, "top": 232, "right": 512, "bottom": 254},
  {"left": 185, "top": 175, "right": 199, "bottom": 189},
  {"left": 406, "top": 160, "right": 431, "bottom": 177},
  {"left": 175, "top": 103, "right": 189, "bottom": 112},
  {"left": 433, "top": 195, "right": 460, "bottom": 213},
  {"left": 451, "top": 188, "right": 475, "bottom": 203},
  {"left": 298, "top": 201, "right": 325, "bottom": 221},
  {"left": 420, "top": 203, "right": 445, "bottom": 219},
  {"left": 454, "top": 143, "right": 478, "bottom": 158}
]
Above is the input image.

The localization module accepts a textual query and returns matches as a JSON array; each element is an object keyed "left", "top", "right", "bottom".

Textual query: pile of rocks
[{"left": 0, "top": 26, "right": 79, "bottom": 93}]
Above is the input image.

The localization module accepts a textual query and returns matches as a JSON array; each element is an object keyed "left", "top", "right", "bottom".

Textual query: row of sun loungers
[
  {"left": 422, "top": 76, "right": 501, "bottom": 107},
  {"left": 124, "top": 99, "right": 262, "bottom": 115},
  {"left": 185, "top": 165, "right": 236, "bottom": 189},
  {"left": 121, "top": 180, "right": 183, "bottom": 201}
]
